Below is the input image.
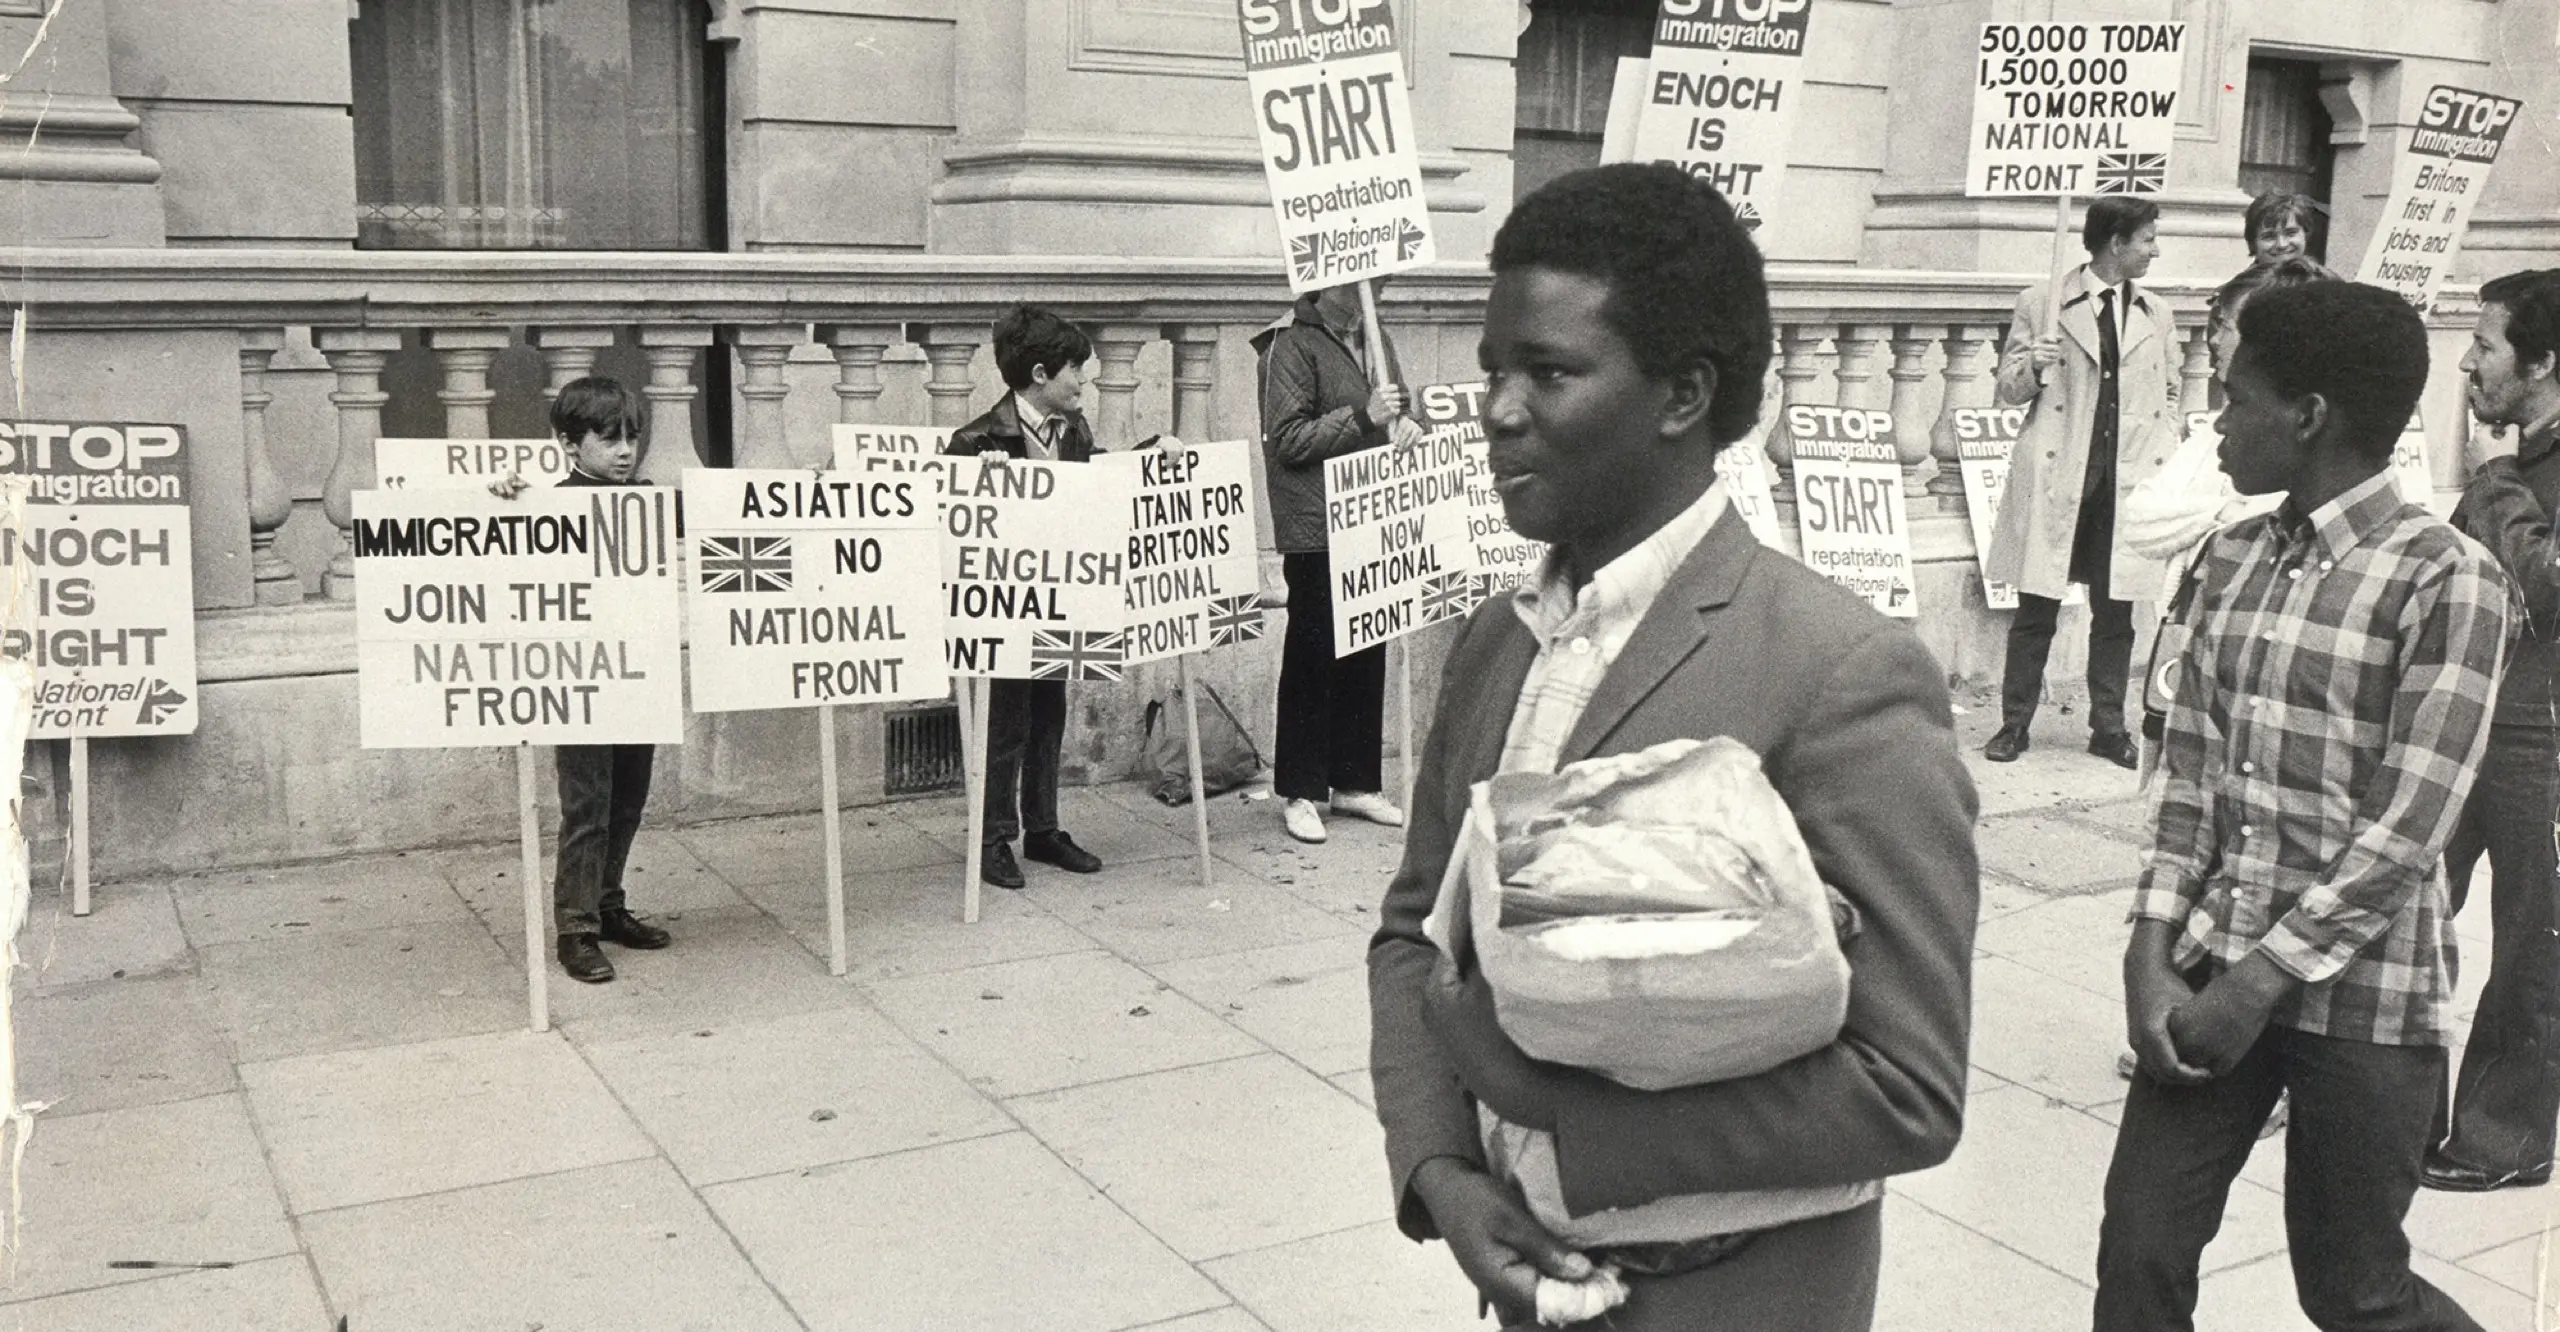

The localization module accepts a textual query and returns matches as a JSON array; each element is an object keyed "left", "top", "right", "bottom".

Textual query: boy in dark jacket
[
  {"left": 943, "top": 306, "right": 1107, "bottom": 890},
  {"left": 1252, "top": 278, "right": 1424, "bottom": 845}
]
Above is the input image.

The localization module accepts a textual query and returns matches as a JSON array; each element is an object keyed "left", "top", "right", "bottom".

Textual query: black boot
[
  {"left": 1983, "top": 723, "right": 2030, "bottom": 763},
  {"left": 599, "top": 908, "right": 672, "bottom": 950},
  {"left": 558, "top": 933, "right": 614, "bottom": 983}
]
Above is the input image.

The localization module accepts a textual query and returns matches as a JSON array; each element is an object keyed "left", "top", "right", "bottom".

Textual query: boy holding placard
[
  {"left": 499, "top": 376, "right": 674, "bottom": 982},
  {"left": 944, "top": 306, "right": 1109, "bottom": 891}
]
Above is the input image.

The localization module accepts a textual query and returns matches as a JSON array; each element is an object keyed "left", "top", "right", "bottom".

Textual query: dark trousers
[
  {"left": 553, "top": 743, "right": 654, "bottom": 937},
  {"left": 2095, "top": 1026, "right": 2476, "bottom": 1332},
  {"left": 1275, "top": 551, "right": 1386, "bottom": 803},
  {"left": 2438, "top": 725, "right": 2560, "bottom": 1176},
  {"left": 981, "top": 678, "right": 1065, "bottom": 846},
  {"left": 1492, "top": 1202, "right": 1883, "bottom": 1331},
  {"left": 2000, "top": 569, "right": 2137, "bottom": 738}
]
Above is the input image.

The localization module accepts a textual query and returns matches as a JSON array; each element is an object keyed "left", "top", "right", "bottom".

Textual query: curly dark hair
[
  {"left": 1488, "top": 163, "right": 1772, "bottom": 447},
  {"left": 992, "top": 305, "right": 1094, "bottom": 393},
  {"left": 2235, "top": 282, "right": 2429, "bottom": 462},
  {"left": 2478, "top": 268, "right": 2560, "bottom": 376}
]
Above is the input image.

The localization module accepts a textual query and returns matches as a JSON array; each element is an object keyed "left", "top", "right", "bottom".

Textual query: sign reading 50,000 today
[
  {"left": 1237, "top": 0, "right": 1435, "bottom": 292},
  {"left": 1965, "top": 21, "right": 2184, "bottom": 198}
]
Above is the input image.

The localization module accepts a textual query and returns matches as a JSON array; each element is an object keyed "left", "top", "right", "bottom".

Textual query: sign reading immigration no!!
[
  {"left": 1236, "top": 0, "right": 1435, "bottom": 291},
  {"left": 1966, "top": 22, "right": 2184, "bottom": 198},
  {"left": 0, "top": 420, "right": 198, "bottom": 738},
  {"left": 1631, "top": 0, "right": 1815, "bottom": 232},
  {"left": 1787, "top": 404, "right": 1916, "bottom": 619},
  {"left": 1095, "top": 440, "right": 1263, "bottom": 665},
  {"left": 376, "top": 439, "right": 569, "bottom": 490},
  {"left": 679, "top": 469, "right": 948, "bottom": 713},
  {"left": 2357, "top": 86, "right": 2523, "bottom": 312},
  {"left": 1324, "top": 434, "right": 1478, "bottom": 656},
  {"left": 352, "top": 486, "right": 684, "bottom": 747}
]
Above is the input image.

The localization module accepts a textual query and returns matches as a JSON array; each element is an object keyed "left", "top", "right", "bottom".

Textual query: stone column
[
  {"left": 1887, "top": 326, "right": 1940, "bottom": 496},
  {"left": 821, "top": 325, "right": 901, "bottom": 425},
  {"left": 728, "top": 324, "right": 806, "bottom": 468},
  {"left": 1832, "top": 325, "right": 1888, "bottom": 411},
  {"left": 1091, "top": 324, "right": 1155, "bottom": 448},
  {"left": 2178, "top": 322, "right": 2216, "bottom": 422},
  {"left": 238, "top": 328, "right": 300, "bottom": 606},
  {"left": 316, "top": 328, "right": 404, "bottom": 600},
  {"left": 636, "top": 326, "right": 714, "bottom": 486},
  {"left": 425, "top": 328, "right": 511, "bottom": 439},
  {"left": 1928, "top": 325, "right": 1997, "bottom": 500},
  {"left": 532, "top": 326, "right": 618, "bottom": 393},
  {"left": 914, "top": 326, "right": 985, "bottom": 429},
  {"left": 1167, "top": 325, "right": 1222, "bottom": 444},
  {"left": 0, "top": 0, "right": 164, "bottom": 247},
  {"left": 1768, "top": 323, "right": 1831, "bottom": 495}
]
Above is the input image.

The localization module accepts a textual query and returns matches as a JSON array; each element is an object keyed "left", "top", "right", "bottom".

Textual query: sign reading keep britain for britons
[
  {"left": 1629, "top": 0, "right": 1815, "bottom": 232},
  {"left": 0, "top": 420, "right": 199, "bottom": 738},
  {"left": 679, "top": 469, "right": 949, "bottom": 713},
  {"left": 1236, "top": 0, "right": 1436, "bottom": 292},
  {"left": 1965, "top": 21, "right": 2184, "bottom": 198},
  {"left": 1094, "top": 440, "right": 1264, "bottom": 666},
  {"left": 2356, "top": 85, "right": 2523, "bottom": 312}
]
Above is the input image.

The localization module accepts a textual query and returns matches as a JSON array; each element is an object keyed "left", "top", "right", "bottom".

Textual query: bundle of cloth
[{"left": 1429, "top": 736, "right": 1856, "bottom": 1092}]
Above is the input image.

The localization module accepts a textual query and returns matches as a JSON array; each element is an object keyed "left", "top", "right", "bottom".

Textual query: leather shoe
[
  {"left": 1023, "top": 830, "right": 1103, "bottom": 874},
  {"left": 981, "top": 840, "right": 1026, "bottom": 890},
  {"left": 2422, "top": 1154, "right": 2553, "bottom": 1192},
  {"left": 557, "top": 933, "right": 614, "bottom": 984},
  {"left": 599, "top": 908, "right": 671, "bottom": 950},
  {"left": 1983, "top": 724, "right": 2029, "bottom": 763},
  {"left": 2089, "top": 731, "right": 2139, "bottom": 770}
]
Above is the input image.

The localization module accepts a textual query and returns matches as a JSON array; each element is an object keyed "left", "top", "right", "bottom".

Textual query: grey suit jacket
[{"left": 1367, "top": 510, "right": 1982, "bottom": 1234}]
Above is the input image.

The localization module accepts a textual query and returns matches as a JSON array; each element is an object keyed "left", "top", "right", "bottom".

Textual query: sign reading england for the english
[
  {"left": 1094, "top": 440, "right": 1263, "bottom": 666},
  {"left": 351, "top": 486, "right": 685, "bottom": 747},
  {"left": 1324, "top": 433, "right": 1478, "bottom": 656},
  {"left": 1630, "top": 0, "right": 1815, "bottom": 232},
  {"left": 1237, "top": 0, "right": 1436, "bottom": 291},
  {"left": 2357, "top": 86, "right": 2523, "bottom": 312},
  {"left": 0, "top": 420, "right": 199, "bottom": 737},
  {"left": 680, "top": 469, "right": 948, "bottom": 713},
  {"left": 1966, "top": 22, "right": 2184, "bottom": 197}
]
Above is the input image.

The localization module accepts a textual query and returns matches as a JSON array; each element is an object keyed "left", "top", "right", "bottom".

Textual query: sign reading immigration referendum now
[
  {"left": 679, "top": 469, "right": 947, "bottom": 713},
  {"left": 1966, "top": 21, "right": 2184, "bottom": 197},
  {"left": 1787, "top": 404, "right": 1916, "bottom": 619},
  {"left": 1631, "top": 0, "right": 1815, "bottom": 231},
  {"left": 1236, "top": 0, "right": 1435, "bottom": 291},
  {"left": 0, "top": 421, "right": 198, "bottom": 738},
  {"left": 1951, "top": 407, "right": 2026, "bottom": 610},
  {"left": 2356, "top": 86, "right": 2523, "bottom": 312},
  {"left": 352, "top": 486, "right": 684, "bottom": 747},
  {"left": 1324, "top": 434, "right": 1478, "bottom": 656},
  {"left": 1094, "top": 440, "right": 1263, "bottom": 665},
  {"left": 1416, "top": 381, "right": 1542, "bottom": 601},
  {"left": 376, "top": 439, "right": 569, "bottom": 490}
]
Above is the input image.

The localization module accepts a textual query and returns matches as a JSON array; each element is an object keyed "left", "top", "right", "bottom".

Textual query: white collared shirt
[{"left": 1013, "top": 392, "right": 1058, "bottom": 461}]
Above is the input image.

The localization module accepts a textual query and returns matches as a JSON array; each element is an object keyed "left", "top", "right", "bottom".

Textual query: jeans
[
  {"left": 553, "top": 743, "right": 654, "bottom": 938},
  {"left": 2438, "top": 724, "right": 2560, "bottom": 1176},
  {"left": 2095, "top": 1026, "right": 2476, "bottom": 1332},
  {"left": 981, "top": 678, "right": 1064, "bottom": 846},
  {"left": 1275, "top": 551, "right": 1387, "bottom": 803}
]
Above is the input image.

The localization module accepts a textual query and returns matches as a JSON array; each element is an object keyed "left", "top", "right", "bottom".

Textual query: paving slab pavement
[{"left": 4, "top": 713, "right": 2556, "bottom": 1330}]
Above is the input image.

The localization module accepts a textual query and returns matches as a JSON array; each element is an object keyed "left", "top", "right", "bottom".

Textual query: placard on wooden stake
[{"left": 516, "top": 746, "right": 548, "bottom": 1033}]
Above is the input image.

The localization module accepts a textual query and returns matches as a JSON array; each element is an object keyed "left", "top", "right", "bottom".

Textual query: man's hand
[
  {"left": 1389, "top": 416, "right": 1428, "bottom": 452},
  {"left": 2463, "top": 421, "right": 2519, "bottom": 477},
  {"left": 1410, "top": 1157, "right": 1592, "bottom": 1323},
  {"left": 2030, "top": 334, "right": 2065, "bottom": 372},
  {"left": 486, "top": 471, "right": 530, "bottom": 501},
  {"left": 1366, "top": 383, "right": 1408, "bottom": 426},
  {"left": 1422, "top": 961, "right": 1565, "bottom": 1133},
  {"left": 2124, "top": 923, "right": 2210, "bottom": 1085},
  {"left": 1152, "top": 433, "right": 1184, "bottom": 454},
  {"left": 2166, "top": 953, "right": 2290, "bottom": 1077}
]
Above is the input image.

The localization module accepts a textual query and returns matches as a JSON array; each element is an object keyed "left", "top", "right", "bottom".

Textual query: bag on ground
[{"left": 1144, "top": 681, "right": 1263, "bottom": 806}]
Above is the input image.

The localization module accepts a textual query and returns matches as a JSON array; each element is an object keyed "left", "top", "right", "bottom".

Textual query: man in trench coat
[{"left": 1983, "top": 194, "right": 2184, "bottom": 768}]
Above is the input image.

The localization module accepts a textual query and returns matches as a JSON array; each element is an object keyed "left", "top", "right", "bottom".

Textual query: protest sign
[
  {"left": 0, "top": 420, "right": 198, "bottom": 739},
  {"left": 1094, "top": 440, "right": 1263, "bottom": 665},
  {"left": 2393, "top": 413, "right": 2437, "bottom": 511},
  {"left": 908, "top": 454, "right": 1132, "bottom": 681},
  {"left": 678, "top": 469, "right": 947, "bottom": 713},
  {"left": 1415, "top": 381, "right": 1544, "bottom": 601},
  {"left": 2356, "top": 85, "right": 2522, "bottom": 311},
  {"left": 830, "top": 424, "right": 954, "bottom": 463},
  {"left": 1236, "top": 0, "right": 1435, "bottom": 291},
  {"left": 1324, "top": 434, "right": 1478, "bottom": 656},
  {"left": 352, "top": 485, "right": 684, "bottom": 747},
  {"left": 1787, "top": 404, "right": 1916, "bottom": 618},
  {"left": 1721, "top": 375, "right": 1792, "bottom": 549},
  {"left": 1600, "top": 56, "right": 1648, "bottom": 165},
  {"left": 1629, "top": 0, "right": 1816, "bottom": 230},
  {"left": 1964, "top": 22, "right": 2184, "bottom": 199},
  {"left": 376, "top": 439, "right": 568, "bottom": 490},
  {"left": 1951, "top": 406, "right": 2027, "bottom": 610}
]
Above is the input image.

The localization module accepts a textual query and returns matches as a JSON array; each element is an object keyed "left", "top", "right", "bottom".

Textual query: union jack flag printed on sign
[
  {"left": 2092, "top": 152, "right": 2166, "bottom": 196},
  {"left": 1029, "top": 630, "right": 1125, "bottom": 682},
  {"left": 697, "top": 535, "right": 793, "bottom": 594},
  {"left": 1288, "top": 233, "right": 1326, "bottom": 286},
  {"left": 1207, "top": 594, "right": 1266, "bottom": 647},
  {"left": 1418, "top": 571, "right": 1477, "bottom": 625}
]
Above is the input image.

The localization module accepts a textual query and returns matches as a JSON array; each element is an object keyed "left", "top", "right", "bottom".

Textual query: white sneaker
[
  {"left": 1330, "top": 790, "right": 1405, "bottom": 828},
  {"left": 1283, "top": 798, "right": 1328, "bottom": 844}
]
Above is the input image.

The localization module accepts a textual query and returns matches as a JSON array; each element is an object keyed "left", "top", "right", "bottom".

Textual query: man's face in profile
[{"left": 1478, "top": 265, "right": 1680, "bottom": 552}]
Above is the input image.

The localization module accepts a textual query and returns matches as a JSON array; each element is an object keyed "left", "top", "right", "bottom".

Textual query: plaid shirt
[{"left": 2133, "top": 469, "right": 2515, "bottom": 1046}]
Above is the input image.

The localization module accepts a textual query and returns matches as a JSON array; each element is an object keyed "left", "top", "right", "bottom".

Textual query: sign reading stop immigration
[
  {"left": 1630, "top": 0, "right": 1815, "bottom": 231},
  {"left": 1416, "top": 382, "right": 1544, "bottom": 600},
  {"left": 2357, "top": 85, "right": 2522, "bottom": 312},
  {"left": 0, "top": 420, "right": 199, "bottom": 738},
  {"left": 1966, "top": 21, "right": 2184, "bottom": 198},
  {"left": 1237, "top": 0, "right": 1435, "bottom": 291},
  {"left": 1951, "top": 407, "right": 2027, "bottom": 610},
  {"left": 1788, "top": 404, "right": 1916, "bottom": 619}
]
